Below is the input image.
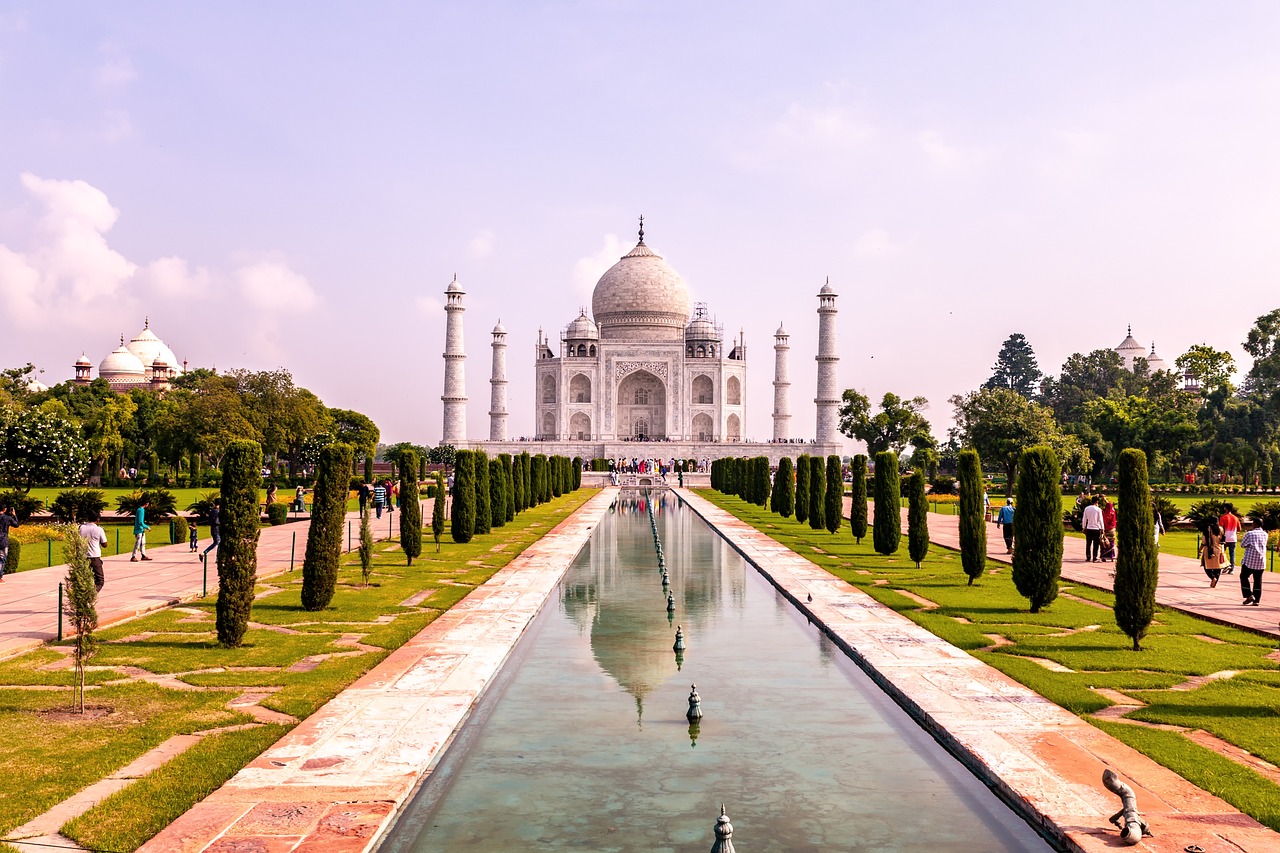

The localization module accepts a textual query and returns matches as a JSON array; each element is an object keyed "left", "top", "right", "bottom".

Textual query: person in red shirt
[
  {"left": 1102, "top": 499, "right": 1117, "bottom": 533},
  {"left": 1219, "top": 505, "right": 1242, "bottom": 573}
]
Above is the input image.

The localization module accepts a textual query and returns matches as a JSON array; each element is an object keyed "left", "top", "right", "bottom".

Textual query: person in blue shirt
[
  {"left": 995, "top": 498, "right": 1015, "bottom": 554},
  {"left": 131, "top": 497, "right": 152, "bottom": 561}
]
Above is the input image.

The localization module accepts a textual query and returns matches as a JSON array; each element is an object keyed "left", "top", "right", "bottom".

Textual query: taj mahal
[{"left": 438, "top": 219, "right": 843, "bottom": 464}]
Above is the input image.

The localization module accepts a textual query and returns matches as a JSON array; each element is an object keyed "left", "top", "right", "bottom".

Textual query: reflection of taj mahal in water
[{"left": 439, "top": 218, "right": 843, "bottom": 463}]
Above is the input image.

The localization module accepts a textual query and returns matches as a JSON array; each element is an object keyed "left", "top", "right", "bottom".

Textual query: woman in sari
[{"left": 1201, "top": 521, "right": 1225, "bottom": 588}]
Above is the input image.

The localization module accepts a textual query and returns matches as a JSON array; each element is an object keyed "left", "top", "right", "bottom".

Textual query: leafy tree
[
  {"left": 957, "top": 449, "right": 986, "bottom": 585},
  {"left": 795, "top": 454, "right": 810, "bottom": 523},
  {"left": 838, "top": 390, "right": 932, "bottom": 456},
  {"left": 951, "top": 387, "right": 1086, "bottom": 495},
  {"left": 431, "top": 471, "right": 446, "bottom": 551},
  {"left": 1243, "top": 308, "right": 1280, "bottom": 395},
  {"left": 1011, "top": 446, "right": 1062, "bottom": 614},
  {"left": 1175, "top": 345, "right": 1236, "bottom": 395},
  {"left": 1114, "top": 448, "right": 1157, "bottom": 651},
  {"left": 450, "top": 450, "right": 476, "bottom": 543},
  {"left": 849, "top": 454, "right": 868, "bottom": 543},
  {"left": 399, "top": 449, "right": 423, "bottom": 564},
  {"left": 489, "top": 458, "right": 506, "bottom": 529},
  {"left": 428, "top": 444, "right": 457, "bottom": 466},
  {"left": 808, "top": 455, "right": 826, "bottom": 530},
  {"left": 60, "top": 526, "right": 97, "bottom": 713},
  {"left": 872, "top": 451, "right": 901, "bottom": 555},
  {"left": 474, "top": 449, "right": 491, "bottom": 535},
  {"left": 906, "top": 468, "right": 929, "bottom": 567},
  {"left": 301, "top": 443, "right": 352, "bottom": 610},
  {"left": 0, "top": 407, "right": 89, "bottom": 491},
  {"left": 824, "top": 455, "right": 842, "bottom": 534},
  {"left": 50, "top": 489, "right": 107, "bottom": 524},
  {"left": 216, "top": 440, "right": 263, "bottom": 647},
  {"left": 329, "top": 408, "right": 380, "bottom": 469},
  {"left": 298, "top": 433, "right": 335, "bottom": 469},
  {"left": 115, "top": 488, "right": 178, "bottom": 520},
  {"left": 984, "top": 333, "right": 1043, "bottom": 397},
  {"left": 775, "top": 457, "right": 795, "bottom": 518}
]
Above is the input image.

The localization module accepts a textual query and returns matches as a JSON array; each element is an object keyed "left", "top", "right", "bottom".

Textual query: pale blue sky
[{"left": 3, "top": 2, "right": 1279, "bottom": 447}]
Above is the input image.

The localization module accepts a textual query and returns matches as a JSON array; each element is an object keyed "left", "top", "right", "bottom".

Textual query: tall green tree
[
  {"left": 500, "top": 453, "right": 516, "bottom": 521},
  {"left": 521, "top": 453, "right": 532, "bottom": 507},
  {"left": 808, "top": 454, "right": 826, "bottom": 531},
  {"left": 1243, "top": 308, "right": 1280, "bottom": 395},
  {"left": 872, "top": 451, "right": 901, "bottom": 555},
  {"left": 474, "top": 449, "right": 491, "bottom": 535},
  {"left": 755, "top": 457, "right": 771, "bottom": 507},
  {"left": 513, "top": 451, "right": 526, "bottom": 511},
  {"left": 983, "top": 333, "right": 1043, "bottom": 397},
  {"left": 0, "top": 407, "right": 89, "bottom": 491},
  {"left": 488, "top": 458, "right": 506, "bottom": 529},
  {"left": 1011, "top": 446, "right": 1063, "bottom": 614},
  {"left": 431, "top": 471, "right": 446, "bottom": 552},
  {"left": 849, "top": 454, "right": 868, "bottom": 544},
  {"left": 1114, "top": 449, "right": 1158, "bottom": 651},
  {"left": 950, "top": 386, "right": 1086, "bottom": 496},
  {"left": 216, "top": 440, "right": 263, "bottom": 647},
  {"left": 400, "top": 449, "right": 423, "bottom": 564},
  {"left": 359, "top": 507, "right": 374, "bottom": 582},
  {"left": 572, "top": 456, "right": 583, "bottom": 491},
  {"left": 450, "top": 450, "right": 476, "bottom": 543},
  {"left": 775, "top": 457, "right": 795, "bottom": 518},
  {"left": 824, "top": 455, "right": 842, "bottom": 534},
  {"left": 957, "top": 449, "right": 986, "bottom": 585},
  {"left": 301, "top": 443, "right": 353, "bottom": 610},
  {"left": 906, "top": 468, "right": 929, "bottom": 568},
  {"left": 795, "top": 454, "right": 810, "bottom": 523},
  {"left": 838, "top": 390, "right": 931, "bottom": 456},
  {"left": 551, "top": 456, "right": 564, "bottom": 498}
]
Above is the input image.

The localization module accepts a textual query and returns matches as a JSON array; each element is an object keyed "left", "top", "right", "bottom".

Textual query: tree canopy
[
  {"left": 983, "top": 333, "right": 1043, "bottom": 397},
  {"left": 838, "top": 390, "right": 932, "bottom": 456}
]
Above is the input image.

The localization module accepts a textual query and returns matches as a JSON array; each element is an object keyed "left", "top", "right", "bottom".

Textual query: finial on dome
[
  {"left": 1127, "top": 324, "right": 1132, "bottom": 337},
  {"left": 638, "top": 214, "right": 645, "bottom": 244},
  {"left": 120, "top": 334, "right": 125, "bottom": 346},
  {"left": 144, "top": 316, "right": 149, "bottom": 329}
]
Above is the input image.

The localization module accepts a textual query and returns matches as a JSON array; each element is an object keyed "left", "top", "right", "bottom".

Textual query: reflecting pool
[{"left": 381, "top": 492, "right": 1055, "bottom": 851}]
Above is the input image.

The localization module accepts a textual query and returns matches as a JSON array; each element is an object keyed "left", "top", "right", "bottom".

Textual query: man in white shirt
[
  {"left": 78, "top": 509, "right": 109, "bottom": 592},
  {"left": 1081, "top": 497, "right": 1105, "bottom": 562}
]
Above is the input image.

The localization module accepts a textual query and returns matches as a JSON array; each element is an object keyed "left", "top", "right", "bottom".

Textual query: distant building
[
  {"left": 74, "top": 318, "right": 185, "bottom": 393},
  {"left": 1113, "top": 326, "right": 1197, "bottom": 390}
]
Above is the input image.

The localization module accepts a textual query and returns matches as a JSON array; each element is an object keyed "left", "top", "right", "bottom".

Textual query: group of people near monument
[
  {"left": 358, "top": 479, "right": 399, "bottom": 518},
  {"left": 1201, "top": 504, "right": 1269, "bottom": 605}
]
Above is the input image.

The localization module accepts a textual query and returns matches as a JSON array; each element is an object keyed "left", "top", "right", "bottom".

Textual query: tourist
[
  {"left": 1154, "top": 507, "right": 1165, "bottom": 548},
  {"left": 1099, "top": 531, "right": 1116, "bottom": 562},
  {"left": 201, "top": 498, "right": 221, "bottom": 566},
  {"left": 995, "top": 498, "right": 1015, "bottom": 554},
  {"left": 1101, "top": 498, "right": 1117, "bottom": 535},
  {"left": 1219, "top": 504, "right": 1242, "bottom": 574},
  {"left": 189, "top": 517, "right": 199, "bottom": 552},
  {"left": 0, "top": 502, "right": 19, "bottom": 581},
  {"left": 78, "top": 510, "right": 108, "bottom": 592},
  {"left": 1239, "top": 519, "right": 1268, "bottom": 606},
  {"left": 982, "top": 488, "right": 991, "bottom": 521},
  {"left": 265, "top": 479, "right": 278, "bottom": 512},
  {"left": 131, "top": 497, "right": 152, "bottom": 562},
  {"left": 295, "top": 484, "right": 307, "bottom": 513},
  {"left": 389, "top": 479, "right": 398, "bottom": 513},
  {"left": 358, "top": 481, "right": 370, "bottom": 513},
  {"left": 373, "top": 481, "right": 387, "bottom": 518},
  {"left": 1082, "top": 497, "right": 1105, "bottom": 562},
  {"left": 1201, "top": 521, "right": 1224, "bottom": 588}
]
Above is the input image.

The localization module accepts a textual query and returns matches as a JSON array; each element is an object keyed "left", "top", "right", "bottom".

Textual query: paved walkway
[
  {"left": 691, "top": 489, "right": 1278, "bottom": 852},
  {"left": 0, "top": 506, "right": 415, "bottom": 659}
]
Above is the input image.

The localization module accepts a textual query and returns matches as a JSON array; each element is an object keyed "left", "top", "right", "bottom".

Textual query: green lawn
[
  {"left": 701, "top": 489, "right": 1280, "bottom": 832},
  {"left": 0, "top": 489, "right": 595, "bottom": 851}
]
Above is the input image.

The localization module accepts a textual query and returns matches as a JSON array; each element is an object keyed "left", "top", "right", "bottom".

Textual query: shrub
[
  {"left": 216, "top": 440, "right": 263, "bottom": 648},
  {"left": 1152, "top": 495, "right": 1180, "bottom": 529},
  {"left": 957, "top": 449, "right": 986, "bottom": 585},
  {"left": 872, "top": 451, "right": 900, "bottom": 555},
  {"left": 302, "top": 443, "right": 352, "bottom": 611},
  {"left": 187, "top": 491, "right": 222, "bottom": 523},
  {"left": 775, "top": 458, "right": 795, "bottom": 518},
  {"left": 116, "top": 489, "right": 177, "bottom": 520},
  {"left": 808, "top": 454, "right": 826, "bottom": 531},
  {"left": 0, "top": 490, "right": 44, "bottom": 523},
  {"left": 1186, "top": 499, "right": 1232, "bottom": 532},
  {"left": 1011, "top": 446, "right": 1063, "bottom": 614},
  {"left": 849, "top": 455, "right": 868, "bottom": 544},
  {"left": 172, "top": 515, "right": 190, "bottom": 545},
  {"left": 267, "top": 503, "right": 288, "bottom": 525},
  {"left": 1115, "top": 449, "right": 1158, "bottom": 651},
  {"left": 451, "top": 450, "right": 476, "bottom": 543},
  {"left": 1247, "top": 500, "right": 1280, "bottom": 530},
  {"left": 50, "top": 489, "right": 107, "bottom": 524},
  {"left": 5, "top": 539, "right": 19, "bottom": 573},
  {"left": 399, "top": 449, "right": 423, "bottom": 565},
  {"left": 929, "top": 476, "right": 957, "bottom": 496},
  {"left": 474, "top": 449, "right": 491, "bottom": 535},
  {"left": 824, "top": 455, "right": 842, "bottom": 534},
  {"left": 488, "top": 458, "right": 506, "bottom": 529},
  {"left": 905, "top": 470, "right": 929, "bottom": 567},
  {"left": 431, "top": 471, "right": 446, "bottom": 551},
  {"left": 795, "top": 454, "right": 810, "bottom": 523}
]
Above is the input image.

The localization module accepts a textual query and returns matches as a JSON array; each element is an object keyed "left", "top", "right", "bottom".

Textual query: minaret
[
  {"left": 814, "top": 278, "right": 840, "bottom": 446},
  {"left": 489, "top": 320, "right": 508, "bottom": 441},
  {"left": 441, "top": 275, "right": 467, "bottom": 444},
  {"left": 772, "top": 324, "right": 791, "bottom": 441}
]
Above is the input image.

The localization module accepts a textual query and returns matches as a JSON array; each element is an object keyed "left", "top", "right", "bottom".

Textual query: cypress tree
[
  {"left": 513, "top": 452, "right": 526, "bottom": 512},
  {"left": 734, "top": 458, "right": 747, "bottom": 499},
  {"left": 302, "top": 443, "right": 353, "bottom": 610},
  {"left": 450, "top": 450, "right": 476, "bottom": 543},
  {"left": 849, "top": 454, "right": 868, "bottom": 544},
  {"left": 907, "top": 468, "right": 929, "bottom": 567},
  {"left": 474, "top": 449, "right": 491, "bottom": 535},
  {"left": 1115, "top": 448, "right": 1158, "bottom": 651},
  {"left": 431, "top": 471, "right": 446, "bottom": 552},
  {"left": 562, "top": 456, "right": 573, "bottom": 494},
  {"left": 795, "top": 454, "right": 810, "bottom": 523},
  {"left": 532, "top": 455, "right": 545, "bottom": 504},
  {"left": 776, "top": 457, "right": 795, "bottom": 518},
  {"left": 769, "top": 461, "right": 780, "bottom": 512},
  {"left": 957, "top": 449, "right": 986, "bottom": 585},
  {"left": 873, "top": 451, "right": 901, "bottom": 555},
  {"left": 521, "top": 453, "right": 533, "bottom": 506},
  {"left": 363, "top": 455, "right": 374, "bottom": 483},
  {"left": 808, "top": 454, "right": 826, "bottom": 530},
  {"left": 572, "top": 456, "right": 583, "bottom": 491},
  {"left": 489, "top": 458, "right": 506, "bottom": 528},
  {"left": 723, "top": 458, "right": 735, "bottom": 495},
  {"left": 1011, "top": 445, "right": 1063, "bottom": 613},
  {"left": 400, "top": 449, "right": 423, "bottom": 564},
  {"left": 216, "top": 440, "right": 262, "bottom": 647},
  {"left": 824, "top": 455, "right": 842, "bottom": 534},
  {"left": 551, "top": 456, "right": 564, "bottom": 498},
  {"left": 500, "top": 453, "right": 515, "bottom": 521}
]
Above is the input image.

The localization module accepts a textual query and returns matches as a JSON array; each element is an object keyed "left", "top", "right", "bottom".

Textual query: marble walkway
[{"left": 686, "top": 488, "right": 1280, "bottom": 853}]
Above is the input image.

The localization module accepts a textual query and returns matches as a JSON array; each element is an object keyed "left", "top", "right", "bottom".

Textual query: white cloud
[
  {"left": 101, "top": 109, "right": 135, "bottom": 143},
  {"left": 572, "top": 234, "right": 625, "bottom": 302},
  {"left": 141, "top": 256, "right": 211, "bottom": 297},
  {"left": 852, "top": 228, "right": 904, "bottom": 258},
  {"left": 729, "top": 96, "right": 877, "bottom": 176},
  {"left": 467, "top": 229, "right": 495, "bottom": 259},
  {"left": 918, "top": 130, "right": 961, "bottom": 169},
  {"left": 237, "top": 260, "right": 318, "bottom": 311},
  {"left": 93, "top": 54, "right": 137, "bottom": 90},
  {"left": 416, "top": 295, "right": 443, "bottom": 317}
]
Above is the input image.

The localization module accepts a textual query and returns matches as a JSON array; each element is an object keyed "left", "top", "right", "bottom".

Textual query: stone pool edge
[
  {"left": 137, "top": 487, "right": 618, "bottom": 853},
  {"left": 678, "top": 488, "right": 1280, "bottom": 853}
]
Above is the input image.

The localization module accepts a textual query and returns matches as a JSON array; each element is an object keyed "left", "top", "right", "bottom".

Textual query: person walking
[
  {"left": 78, "top": 510, "right": 109, "bottom": 592},
  {"left": 131, "top": 498, "right": 152, "bottom": 561},
  {"left": 358, "top": 481, "right": 370, "bottom": 514},
  {"left": 1201, "top": 520, "right": 1225, "bottom": 588},
  {"left": 201, "top": 498, "right": 221, "bottom": 566},
  {"left": 1101, "top": 498, "right": 1117, "bottom": 535},
  {"left": 0, "top": 502, "right": 20, "bottom": 581},
  {"left": 995, "top": 498, "right": 1015, "bottom": 554},
  {"left": 189, "top": 518, "right": 199, "bottom": 552},
  {"left": 1220, "top": 504, "right": 1242, "bottom": 574},
  {"left": 1154, "top": 507, "right": 1166, "bottom": 548},
  {"left": 1239, "top": 519, "right": 1268, "bottom": 606},
  {"left": 373, "top": 481, "right": 387, "bottom": 519},
  {"left": 1082, "top": 496, "right": 1105, "bottom": 562},
  {"left": 265, "top": 479, "right": 278, "bottom": 513}
]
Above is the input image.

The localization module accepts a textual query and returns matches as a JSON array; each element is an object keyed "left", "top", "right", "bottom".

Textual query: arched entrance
[
  {"left": 692, "top": 412, "right": 713, "bottom": 441},
  {"left": 726, "top": 413, "right": 741, "bottom": 442},
  {"left": 617, "top": 370, "right": 666, "bottom": 440},
  {"left": 541, "top": 411, "right": 557, "bottom": 439},
  {"left": 569, "top": 411, "right": 591, "bottom": 440}
]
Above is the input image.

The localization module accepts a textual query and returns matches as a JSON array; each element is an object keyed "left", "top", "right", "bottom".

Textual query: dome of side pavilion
[{"left": 591, "top": 218, "right": 692, "bottom": 342}]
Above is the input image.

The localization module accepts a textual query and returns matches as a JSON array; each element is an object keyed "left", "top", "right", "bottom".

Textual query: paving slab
[{"left": 687, "top": 488, "right": 1279, "bottom": 853}]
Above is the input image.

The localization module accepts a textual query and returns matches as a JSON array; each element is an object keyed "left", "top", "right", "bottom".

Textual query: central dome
[{"left": 591, "top": 224, "right": 691, "bottom": 341}]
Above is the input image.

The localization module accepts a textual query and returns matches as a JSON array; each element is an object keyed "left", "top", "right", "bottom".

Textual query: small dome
[
  {"left": 75, "top": 353, "right": 92, "bottom": 367},
  {"left": 25, "top": 379, "right": 47, "bottom": 393},
  {"left": 492, "top": 319, "right": 506, "bottom": 335},
  {"left": 685, "top": 315, "right": 719, "bottom": 341},
  {"left": 152, "top": 355, "right": 172, "bottom": 369},
  {"left": 125, "top": 322, "right": 179, "bottom": 371},
  {"left": 591, "top": 221, "right": 691, "bottom": 341},
  {"left": 1114, "top": 325, "right": 1147, "bottom": 370},
  {"left": 819, "top": 280, "right": 837, "bottom": 296},
  {"left": 1146, "top": 343, "right": 1168, "bottom": 373},
  {"left": 100, "top": 342, "right": 146, "bottom": 379},
  {"left": 775, "top": 324, "right": 788, "bottom": 337},
  {"left": 565, "top": 311, "right": 599, "bottom": 340},
  {"left": 446, "top": 276, "right": 464, "bottom": 294}
]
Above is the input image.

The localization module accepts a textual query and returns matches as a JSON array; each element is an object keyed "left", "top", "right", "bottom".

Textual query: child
[{"left": 189, "top": 518, "right": 199, "bottom": 552}]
